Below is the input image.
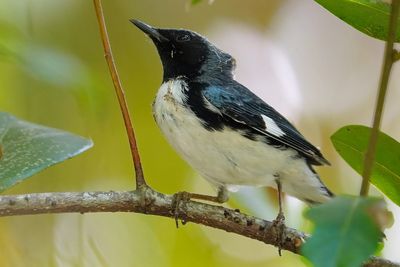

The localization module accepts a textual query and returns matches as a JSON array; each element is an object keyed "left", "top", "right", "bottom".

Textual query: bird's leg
[
  {"left": 272, "top": 176, "right": 286, "bottom": 256},
  {"left": 188, "top": 186, "right": 229, "bottom": 203},
  {"left": 275, "top": 178, "right": 285, "bottom": 223},
  {"left": 172, "top": 186, "right": 228, "bottom": 228}
]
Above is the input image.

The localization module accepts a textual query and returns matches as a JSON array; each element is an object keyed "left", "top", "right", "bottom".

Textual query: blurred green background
[{"left": 1, "top": 0, "right": 399, "bottom": 266}]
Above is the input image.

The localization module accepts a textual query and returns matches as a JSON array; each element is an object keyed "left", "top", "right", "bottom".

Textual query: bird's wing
[{"left": 202, "top": 83, "right": 330, "bottom": 166}]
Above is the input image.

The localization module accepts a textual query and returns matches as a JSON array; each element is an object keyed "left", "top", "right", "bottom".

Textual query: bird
[{"left": 131, "top": 19, "right": 333, "bottom": 225}]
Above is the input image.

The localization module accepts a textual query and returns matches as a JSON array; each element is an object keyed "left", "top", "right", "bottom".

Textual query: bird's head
[{"left": 131, "top": 19, "right": 236, "bottom": 82}]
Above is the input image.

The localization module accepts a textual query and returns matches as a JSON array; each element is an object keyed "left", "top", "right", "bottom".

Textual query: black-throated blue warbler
[{"left": 131, "top": 20, "right": 333, "bottom": 224}]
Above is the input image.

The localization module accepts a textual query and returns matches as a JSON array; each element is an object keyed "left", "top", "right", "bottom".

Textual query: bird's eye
[{"left": 176, "top": 34, "right": 191, "bottom": 42}]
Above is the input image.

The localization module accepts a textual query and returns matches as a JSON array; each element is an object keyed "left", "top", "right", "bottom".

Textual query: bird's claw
[
  {"left": 272, "top": 212, "right": 286, "bottom": 256},
  {"left": 172, "top": 191, "right": 191, "bottom": 228}
]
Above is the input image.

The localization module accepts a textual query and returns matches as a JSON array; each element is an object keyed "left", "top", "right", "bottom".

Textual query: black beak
[{"left": 130, "top": 19, "right": 169, "bottom": 42}]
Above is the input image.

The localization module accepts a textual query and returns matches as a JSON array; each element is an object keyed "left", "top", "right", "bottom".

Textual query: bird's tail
[{"left": 301, "top": 164, "right": 335, "bottom": 205}]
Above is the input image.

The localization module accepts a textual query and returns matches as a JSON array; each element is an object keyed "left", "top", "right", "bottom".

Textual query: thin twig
[
  {"left": 92, "top": 0, "right": 146, "bottom": 189},
  {"left": 360, "top": 0, "right": 400, "bottom": 196},
  {"left": 0, "top": 191, "right": 396, "bottom": 267}
]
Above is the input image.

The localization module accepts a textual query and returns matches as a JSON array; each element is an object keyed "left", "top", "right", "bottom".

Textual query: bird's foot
[
  {"left": 171, "top": 191, "right": 191, "bottom": 228},
  {"left": 171, "top": 189, "right": 228, "bottom": 228},
  {"left": 272, "top": 211, "right": 286, "bottom": 256}
]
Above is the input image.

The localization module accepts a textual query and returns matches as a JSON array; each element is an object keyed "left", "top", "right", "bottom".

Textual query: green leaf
[
  {"left": 331, "top": 125, "right": 400, "bottom": 206},
  {"left": 315, "top": 0, "right": 400, "bottom": 41},
  {"left": 302, "top": 196, "right": 383, "bottom": 267},
  {"left": 0, "top": 112, "right": 93, "bottom": 192}
]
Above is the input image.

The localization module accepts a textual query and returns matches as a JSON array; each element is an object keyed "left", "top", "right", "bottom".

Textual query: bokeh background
[{"left": 1, "top": 0, "right": 399, "bottom": 266}]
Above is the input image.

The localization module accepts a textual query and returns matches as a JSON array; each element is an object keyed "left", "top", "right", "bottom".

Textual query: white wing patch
[{"left": 261, "top": 115, "right": 285, "bottom": 137}]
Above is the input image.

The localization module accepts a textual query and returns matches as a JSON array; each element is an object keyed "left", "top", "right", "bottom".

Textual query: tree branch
[{"left": 0, "top": 190, "right": 397, "bottom": 267}]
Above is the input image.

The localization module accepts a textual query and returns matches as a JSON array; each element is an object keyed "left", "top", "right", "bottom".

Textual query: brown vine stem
[
  {"left": 360, "top": 0, "right": 400, "bottom": 196},
  {"left": 92, "top": 0, "right": 146, "bottom": 189}
]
